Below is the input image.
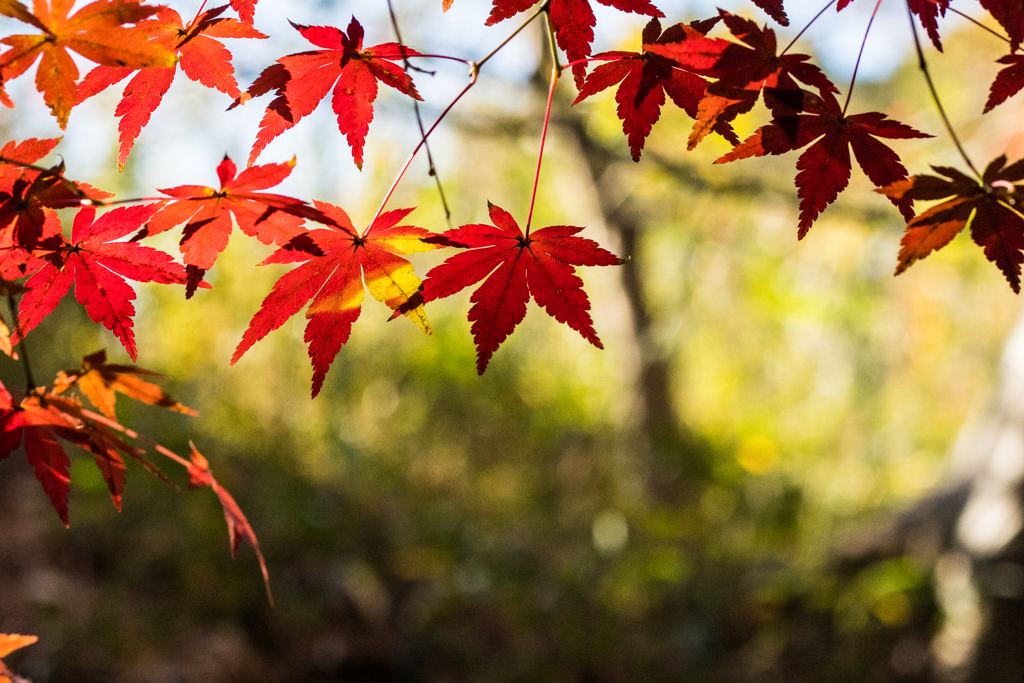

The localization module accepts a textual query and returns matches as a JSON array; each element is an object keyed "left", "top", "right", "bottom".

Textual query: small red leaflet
[
  {"left": 422, "top": 202, "right": 625, "bottom": 374},
  {"left": 15, "top": 204, "right": 188, "bottom": 361},
  {"left": 237, "top": 16, "right": 422, "bottom": 169}
]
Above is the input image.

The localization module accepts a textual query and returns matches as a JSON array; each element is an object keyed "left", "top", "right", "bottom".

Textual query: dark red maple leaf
[
  {"left": 486, "top": 0, "right": 664, "bottom": 88},
  {"left": 236, "top": 16, "right": 422, "bottom": 169},
  {"left": 984, "top": 52, "right": 1024, "bottom": 113},
  {"left": 573, "top": 18, "right": 710, "bottom": 161},
  {"left": 716, "top": 92, "right": 931, "bottom": 237},
  {"left": 0, "top": 0, "right": 177, "bottom": 127},
  {"left": 878, "top": 156, "right": 1024, "bottom": 291},
  {"left": 421, "top": 202, "right": 625, "bottom": 374},
  {"left": 232, "top": 201, "right": 443, "bottom": 397},
  {"left": 15, "top": 204, "right": 188, "bottom": 360},
  {"left": 76, "top": 5, "right": 266, "bottom": 170},
  {"left": 646, "top": 11, "right": 837, "bottom": 150},
  {"left": 138, "top": 155, "right": 327, "bottom": 296},
  {"left": 838, "top": 0, "right": 948, "bottom": 51}
]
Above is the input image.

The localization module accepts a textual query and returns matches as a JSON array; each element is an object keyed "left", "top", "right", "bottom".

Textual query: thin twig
[
  {"left": 907, "top": 0, "right": 980, "bottom": 178},
  {"left": 946, "top": 6, "right": 1010, "bottom": 43},
  {"left": 476, "top": 3, "right": 547, "bottom": 71},
  {"left": 526, "top": 65, "right": 559, "bottom": 236},
  {"left": 843, "top": 0, "right": 884, "bottom": 116},
  {"left": 6, "top": 291, "right": 35, "bottom": 392},
  {"left": 387, "top": 0, "right": 454, "bottom": 228},
  {"left": 369, "top": 78, "right": 477, "bottom": 228},
  {"left": 542, "top": 6, "right": 563, "bottom": 78},
  {"left": 782, "top": 0, "right": 836, "bottom": 55}
]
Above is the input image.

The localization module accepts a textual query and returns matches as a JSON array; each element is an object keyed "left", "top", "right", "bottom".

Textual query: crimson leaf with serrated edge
[
  {"left": 421, "top": 202, "right": 625, "bottom": 374},
  {"left": 231, "top": 201, "right": 445, "bottom": 398},
  {"left": 15, "top": 204, "right": 188, "bottom": 360},
  {"left": 572, "top": 17, "right": 710, "bottom": 161},
  {"left": 716, "top": 91, "right": 931, "bottom": 238},
  {"left": 137, "top": 155, "right": 328, "bottom": 297},
  {"left": 235, "top": 16, "right": 421, "bottom": 169},
  {"left": 486, "top": 0, "right": 664, "bottom": 88},
  {"left": 984, "top": 53, "right": 1024, "bottom": 113},
  {"left": 76, "top": 5, "right": 266, "bottom": 170},
  {"left": 646, "top": 11, "right": 837, "bottom": 150},
  {"left": 838, "top": 0, "right": 947, "bottom": 51},
  {"left": 878, "top": 156, "right": 1024, "bottom": 292}
]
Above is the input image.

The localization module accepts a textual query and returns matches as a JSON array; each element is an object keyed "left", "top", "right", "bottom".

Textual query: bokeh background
[{"left": 2, "top": 1, "right": 1023, "bottom": 681}]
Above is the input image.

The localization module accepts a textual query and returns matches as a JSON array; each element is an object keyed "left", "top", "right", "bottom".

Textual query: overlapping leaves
[
  {"left": 716, "top": 91, "right": 930, "bottom": 237},
  {"left": 879, "top": 156, "right": 1024, "bottom": 291},
  {"left": 485, "top": 0, "right": 664, "bottom": 87},
  {"left": 76, "top": 4, "right": 266, "bottom": 169},
  {"left": 0, "top": 0, "right": 176, "bottom": 127}
]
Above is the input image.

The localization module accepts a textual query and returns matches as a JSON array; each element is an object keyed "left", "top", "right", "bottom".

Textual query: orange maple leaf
[{"left": 0, "top": 0, "right": 177, "bottom": 127}]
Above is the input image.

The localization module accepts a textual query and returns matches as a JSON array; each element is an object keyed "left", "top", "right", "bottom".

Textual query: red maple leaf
[
  {"left": 646, "top": 11, "right": 837, "bottom": 150},
  {"left": 76, "top": 5, "right": 266, "bottom": 170},
  {"left": 486, "top": 0, "right": 664, "bottom": 88},
  {"left": 421, "top": 202, "right": 624, "bottom": 374},
  {"left": 984, "top": 52, "right": 1024, "bottom": 113},
  {"left": 232, "top": 201, "right": 443, "bottom": 397},
  {"left": 878, "top": 156, "right": 1024, "bottom": 291},
  {"left": 716, "top": 92, "right": 930, "bottom": 237},
  {"left": 15, "top": 204, "right": 188, "bottom": 360},
  {"left": 237, "top": 17, "right": 422, "bottom": 169},
  {"left": 838, "top": 0, "right": 947, "bottom": 51},
  {"left": 573, "top": 18, "right": 710, "bottom": 161},
  {"left": 0, "top": 0, "right": 177, "bottom": 127},
  {"left": 139, "top": 155, "right": 327, "bottom": 296}
]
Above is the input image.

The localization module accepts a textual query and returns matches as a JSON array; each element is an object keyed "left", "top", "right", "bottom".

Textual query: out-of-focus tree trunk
[{"left": 839, "top": 306, "right": 1024, "bottom": 682}]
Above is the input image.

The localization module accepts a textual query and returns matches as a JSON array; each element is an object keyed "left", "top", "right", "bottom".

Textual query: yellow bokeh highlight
[{"left": 736, "top": 434, "right": 778, "bottom": 474}]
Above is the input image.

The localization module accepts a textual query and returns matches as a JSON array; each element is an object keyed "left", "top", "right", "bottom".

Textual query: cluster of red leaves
[
  {"left": 0, "top": 350, "right": 270, "bottom": 599},
  {"left": 880, "top": 156, "right": 1024, "bottom": 291},
  {"left": 485, "top": 0, "right": 664, "bottom": 88},
  {"left": 0, "top": 633, "right": 37, "bottom": 683}
]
